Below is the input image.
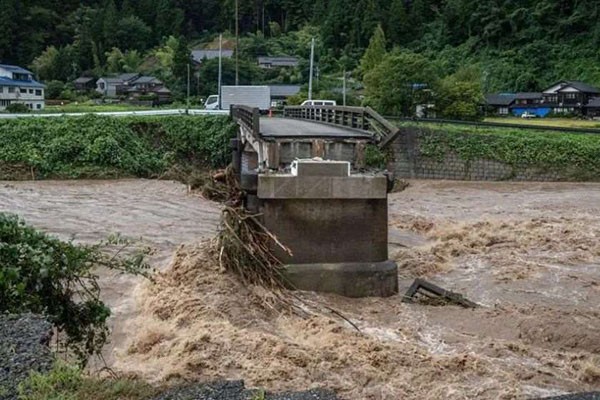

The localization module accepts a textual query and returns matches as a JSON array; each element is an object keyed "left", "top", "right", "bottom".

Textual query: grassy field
[
  {"left": 40, "top": 103, "right": 157, "bottom": 114},
  {"left": 485, "top": 117, "right": 600, "bottom": 129}
]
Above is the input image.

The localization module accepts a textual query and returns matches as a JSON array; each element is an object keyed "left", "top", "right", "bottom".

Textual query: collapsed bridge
[{"left": 231, "top": 105, "right": 402, "bottom": 297}]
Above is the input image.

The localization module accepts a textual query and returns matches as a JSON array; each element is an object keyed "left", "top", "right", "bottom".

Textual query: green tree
[
  {"left": 102, "top": 0, "right": 119, "bottom": 48},
  {"left": 172, "top": 36, "right": 191, "bottom": 93},
  {"left": 155, "top": 0, "right": 184, "bottom": 41},
  {"left": 386, "top": 0, "right": 410, "bottom": 46},
  {"left": 0, "top": 0, "right": 18, "bottom": 62},
  {"left": 364, "top": 50, "right": 436, "bottom": 116},
  {"left": 359, "top": 24, "right": 386, "bottom": 78},
  {"left": 434, "top": 67, "right": 484, "bottom": 121},
  {"left": 115, "top": 16, "right": 151, "bottom": 51},
  {"left": 105, "top": 47, "right": 124, "bottom": 73}
]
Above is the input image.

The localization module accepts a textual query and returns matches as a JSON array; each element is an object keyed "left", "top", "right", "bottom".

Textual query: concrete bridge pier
[
  {"left": 231, "top": 105, "right": 401, "bottom": 298},
  {"left": 257, "top": 160, "right": 398, "bottom": 298}
]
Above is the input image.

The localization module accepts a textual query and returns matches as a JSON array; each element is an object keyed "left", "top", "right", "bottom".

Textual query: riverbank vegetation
[
  {"left": 0, "top": 115, "right": 236, "bottom": 182},
  {"left": 400, "top": 121, "right": 600, "bottom": 180}
]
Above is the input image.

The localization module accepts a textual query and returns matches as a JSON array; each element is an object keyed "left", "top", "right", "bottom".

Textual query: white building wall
[{"left": 0, "top": 67, "right": 12, "bottom": 79}]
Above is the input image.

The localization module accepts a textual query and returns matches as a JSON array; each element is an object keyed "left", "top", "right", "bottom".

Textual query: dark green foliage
[
  {"left": 5, "top": 103, "right": 31, "bottom": 113},
  {"left": 364, "top": 144, "right": 388, "bottom": 169},
  {"left": 364, "top": 50, "right": 436, "bottom": 116},
  {"left": 0, "top": 115, "right": 237, "bottom": 180},
  {"left": 45, "top": 80, "right": 66, "bottom": 100},
  {"left": 1, "top": 0, "right": 600, "bottom": 96},
  {"left": 0, "top": 214, "right": 150, "bottom": 362},
  {"left": 434, "top": 68, "right": 485, "bottom": 121}
]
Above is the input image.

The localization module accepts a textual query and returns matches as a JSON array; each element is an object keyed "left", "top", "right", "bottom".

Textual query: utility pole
[
  {"left": 235, "top": 0, "right": 239, "bottom": 85},
  {"left": 186, "top": 63, "right": 190, "bottom": 113},
  {"left": 218, "top": 33, "right": 223, "bottom": 109},
  {"left": 343, "top": 69, "right": 347, "bottom": 106},
  {"left": 308, "top": 38, "right": 315, "bottom": 100}
]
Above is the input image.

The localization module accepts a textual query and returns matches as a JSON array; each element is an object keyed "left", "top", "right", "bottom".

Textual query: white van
[{"left": 301, "top": 100, "right": 337, "bottom": 106}]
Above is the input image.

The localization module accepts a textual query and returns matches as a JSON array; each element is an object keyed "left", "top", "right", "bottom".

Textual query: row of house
[
  {"left": 73, "top": 73, "right": 173, "bottom": 104},
  {"left": 486, "top": 81, "right": 600, "bottom": 117},
  {"left": 191, "top": 50, "right": 299, "bottom": 69},
  {"left": 0, "top": 64, "right": 45, "bottom": 111}
]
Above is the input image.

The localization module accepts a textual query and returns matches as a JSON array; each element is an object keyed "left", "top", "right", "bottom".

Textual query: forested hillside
[{"left": 1, "top": 0, "right": 600, "bottom": 112}]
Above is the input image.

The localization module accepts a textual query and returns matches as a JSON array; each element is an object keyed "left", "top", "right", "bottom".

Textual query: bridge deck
[{"left": 259, "top": 117, "right": 372, "bottom": 139}]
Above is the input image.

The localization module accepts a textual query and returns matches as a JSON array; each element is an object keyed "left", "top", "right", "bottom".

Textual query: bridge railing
[
  {"left": 283, "top": 106, "right": 400, "bottom": 148},
  {"left": 231, "top": 105, "right": 260, "bottom": 136}
]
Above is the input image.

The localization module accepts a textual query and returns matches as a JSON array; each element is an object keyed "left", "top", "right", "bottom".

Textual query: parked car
[
  {"left": 521, "top": 111, "right": 537, "bottom": 119},
  {"left": 301, "top": 100, "right": 337, "bottom": 106}
]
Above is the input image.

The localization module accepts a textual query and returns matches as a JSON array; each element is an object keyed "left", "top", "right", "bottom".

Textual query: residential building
[
  {"left": 73, "top": 77, "right": 96, "bottom": 92},
  {"left": 484, "top": 93, "right": 516, "bottom": 115},
  {"left": 192, "top": 49, "right": 234, "bottom": 65},
  {"left": 541, "top": 80, "right": 600, "bottom": 114},
  {"left": 0, "top": 64, "right": 45, "bottom": 111},
  {"left": 96, "top": 73, "right": 140, "bottom": 97},
  {"left": 125, "top": 76, "right": 172, "bottom": 104},
  {"left": 584, "top": 97, "right": 600, "bottom": 118},
  {"left": 258, "top": 56, "right": 299, "bottom": 69},
  {"left": 486, "top": 81, "right": 600, "bottom": 117}
]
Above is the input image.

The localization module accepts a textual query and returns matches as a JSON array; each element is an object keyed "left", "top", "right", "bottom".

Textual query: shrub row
[
  {"left": 400, "top": 122, "right": 600, "bottom": 179},
  {"left": 0, "top": 115, "right": 237, "bottom": 180}
]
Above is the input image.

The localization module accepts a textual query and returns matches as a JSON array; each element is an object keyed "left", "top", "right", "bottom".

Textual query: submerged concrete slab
[
  {"left": 281, "top": 261, "right": 398, "bottom": 298},
  {"left": 258, "top": 175, "right": 387, "bottom": 199}
]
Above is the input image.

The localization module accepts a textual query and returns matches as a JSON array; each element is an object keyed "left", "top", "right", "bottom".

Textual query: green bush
[
  {"left": 0, "top": 115, "right": 237, "bottom": 180},
  {"left": 45, "top": 81, "right": 65, "bottom": 100},
  {"left": 6, "top": 103, "right": 31, "bottom": 113},
  {"left": 18, "top": 361, "right": 158, "bottom": 400},
  {"left": 0, "top": 214, "right": 151, "bottom": 362}
]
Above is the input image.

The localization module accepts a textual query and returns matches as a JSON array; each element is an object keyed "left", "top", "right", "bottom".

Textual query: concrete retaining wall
[{"left": 391, "top": 127, "right": 578, "bottom": 181}]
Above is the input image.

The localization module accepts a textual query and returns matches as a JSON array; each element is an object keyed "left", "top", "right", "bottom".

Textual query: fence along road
[
  {"left": 387, "top": 116, "right": 600, "bottom": 135},
  {"left": 0, "top": 109, "right": 229, "bottom": 119}
]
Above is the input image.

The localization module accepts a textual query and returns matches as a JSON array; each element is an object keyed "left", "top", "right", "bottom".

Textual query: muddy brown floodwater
[
  {"left": 0, "top": 179, "right": 220, "bottom": 367},
  {"left": 1, "top": 179, "right": 599, "bottom": 399}
]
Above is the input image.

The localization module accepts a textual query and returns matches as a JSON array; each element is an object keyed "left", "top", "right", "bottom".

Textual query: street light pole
[
  {"left": 235, "top": 0, "right": 239, "bottom": 85},
  {"left": 308, "top": 38, "right": 315, "bottom": 100},
  {"left": 343, "top": 69, "right": 347, "bottom": 106},
  {"left": 186, "top": 63, "right": 190, "bottom": 113},
  {"left": 218, "top": 33, "right": 223, "bottom": 109}
]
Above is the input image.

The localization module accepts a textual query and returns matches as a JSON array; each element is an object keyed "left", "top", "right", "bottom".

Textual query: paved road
[{"left": 260, "top": 117, "right": 372, "bottom": 138}]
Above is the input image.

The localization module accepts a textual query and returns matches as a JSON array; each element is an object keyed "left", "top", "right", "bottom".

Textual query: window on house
[
  {"left": 0, "top": 86, "right": 3, "bottom": 93},
  {"left": 20, "top": 88, "right": 27, "bottom": 94},
  {"left": 8, "top": 87, "right": 15, "bottom": 93},
  {"left": 566, "top": 93, "right": 576, "bottom": 99},
  {"left": 36, "top": 104, "right": 41, "bottom": 109},
  {"left": 29, "top": 89, "right": 34, "bottom": 94},
  {"left": 35, "top": 89, "right": 42, "bottom": 96}
]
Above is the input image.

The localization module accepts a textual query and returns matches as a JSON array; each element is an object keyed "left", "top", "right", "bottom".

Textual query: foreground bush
[
  {"left": 18, "top": 362, "right": 158, "bottom": 400},
  {"left": 0, "top": 115, "right": 237, "bottom": 180},
  {"left": 0, "top": 213, "right": 150, "bottom": 363}
]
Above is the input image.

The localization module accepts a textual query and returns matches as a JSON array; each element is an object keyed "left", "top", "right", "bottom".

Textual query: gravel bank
[
  {"left": 0, "top": 314, "right": 54, "bottom": 400},
  {"left": 153, "top": 381, "right": 338, "bottom": 400},
  {"left": 540, "top": 394, "right": 600, "bottom": 400}
]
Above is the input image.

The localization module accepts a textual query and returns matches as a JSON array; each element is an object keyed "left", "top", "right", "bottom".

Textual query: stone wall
[{"left": 391, "top": 127, "right": 576, "bottom": 181}]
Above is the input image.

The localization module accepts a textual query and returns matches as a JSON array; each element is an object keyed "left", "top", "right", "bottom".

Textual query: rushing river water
[{"left": 1, "top": 179, "right": 599, "bottom": 398}]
